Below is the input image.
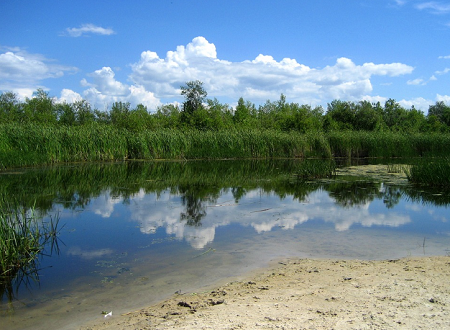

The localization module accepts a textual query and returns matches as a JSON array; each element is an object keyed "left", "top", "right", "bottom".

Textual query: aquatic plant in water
[
  {"left": 295, "top": 159, "right": 336, "bottom": 181},
  {"left": 0, "top": 202, "right": 60, "bottom": 304},
  {"left": 405, "top": 157, "right": 450, "bottom": 187}
]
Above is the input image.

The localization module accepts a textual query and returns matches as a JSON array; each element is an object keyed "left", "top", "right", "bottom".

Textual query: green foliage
[
  {"left": 23, "top": 89, "right": 57, "bottom": 125},
  {"left": 180, "top": 80, "right": 208, "bottom": 126},
  {"left": 326, "top": 100, "right": 356, "bottom": 130},
  {"left": 326, "top": 131, "right": 450, "bottom": 158},
  {"left": 57, "top": 102, "right": 76, "bottom": 126},
  {"left": 405, "top": 158, "right": 450, "bottom": 187},
  {"left": 234, "top": 97, "right": 257, "bottom": 127},
  {"left": 1, "top": 124, "right": 450, "bottom": 169},
  {"left": 155, "top": 104, "right": 181, "bottom": 128},
  {"left": 1, "top": 85, "right": 450, "bottom": 169},
  {"left": 126, "top": 129, "right": 312, "bottom": 160},
  {"left": 428, "top": 101, "right": 450, "bottom": 126},
  {"left": 0, "top": 201, "right": 60, "bottom": 302},
  {"left": 0, "top": 92, "right": 22, "bottom": 123},
  {"left": 0, "top": 123, "right": 128, "bottom": 168},
  {"left": 0, "top": 88, "right": 448, "bottom": 134},
  {"left": 353, "top": 101, "right": 383, "bottom": 131},
  {"left": 73, "top": 100, "right": 96, "bottom": 125}
]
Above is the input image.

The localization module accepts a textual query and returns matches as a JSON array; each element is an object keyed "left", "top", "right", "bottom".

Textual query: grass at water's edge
[
  {"left": 0, "top": 202, "right": 60, "bottom": 303},
  {"left": 405, "top": 157, "right": 450, "bottom": 187},
  {"left": 1, "top": 124, "right": 450, "bottom": 169}
]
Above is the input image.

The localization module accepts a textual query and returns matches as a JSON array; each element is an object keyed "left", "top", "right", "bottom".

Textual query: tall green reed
[
  {"left": 2, "top": 123, "right": 450, "bottom": 169},
  {"left": 405, "top": 157, "right": 450, "bottom": 187},
  {"left": 0, "top": 201, "right": 60, "bottom": 303},
  {"left": 326, "top": 131, "right": 450, "bottom": 158}
]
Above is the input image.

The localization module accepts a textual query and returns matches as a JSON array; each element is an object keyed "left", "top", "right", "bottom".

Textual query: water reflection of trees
[
  {"left": 382, "top": 186, "right": 403, "bottom": 209},
  {"left": 1, "top": 160, "right": 450, "bottom": 228},
  {"left": 327, "top": 181, "right": 384, "bottom": 208},
  {"left": 179, "top": 184, "right": 219, "bottom": 227},
  {"left": 326, "top": 181, "right": 413, "bottom": 209}
]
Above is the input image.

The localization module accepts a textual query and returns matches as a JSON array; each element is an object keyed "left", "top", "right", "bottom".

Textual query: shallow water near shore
[{"left": 1, "top": 159, "right": 449, "bottom": 329}]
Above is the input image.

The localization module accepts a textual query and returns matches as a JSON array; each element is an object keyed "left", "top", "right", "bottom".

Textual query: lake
[{"left": 1, "top": 159, "right": 449, "bottom": 329}]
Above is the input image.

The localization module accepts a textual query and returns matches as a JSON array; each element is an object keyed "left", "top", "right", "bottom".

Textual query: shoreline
[{"left": 81, "top": 256, "right": 450, "bottom": 329}]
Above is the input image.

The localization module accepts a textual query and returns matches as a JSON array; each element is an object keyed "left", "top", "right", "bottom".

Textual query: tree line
[{"left": 1, "top": 81, "right": 450, "bottom": 133}]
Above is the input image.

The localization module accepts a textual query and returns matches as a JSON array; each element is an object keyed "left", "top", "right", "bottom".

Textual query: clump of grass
[
  {"left": 405, "top": 158, "right": 450, "bottom": 187},
  {"left": 295, "top": 159, "right": 336, "bottom": 181},
  {"left": 0, "top": 202, "right": 60, "bottom": 303}
]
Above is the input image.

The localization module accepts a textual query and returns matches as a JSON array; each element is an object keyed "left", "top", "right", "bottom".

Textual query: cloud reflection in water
[{"left": 90, "top": 188, "right": 412, "bottom": 249}]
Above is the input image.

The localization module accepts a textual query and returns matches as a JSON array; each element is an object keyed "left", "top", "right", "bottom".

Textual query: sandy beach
[{"left": 80, "top": 256, "right": 450, "bottom": 329}]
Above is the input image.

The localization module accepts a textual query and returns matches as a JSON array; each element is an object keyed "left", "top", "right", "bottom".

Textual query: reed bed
[
  {"left": 326, "top": 131, "right": 450, "bottom": 158},
  {"left": 0, "top": 124, "right": 128, "bottom": 168},
  {"left": 405, "top": 157, "right": 450, "bottom": 187},
  {"left": 1, "top": 124, "right": 450, "bottom": 169}
]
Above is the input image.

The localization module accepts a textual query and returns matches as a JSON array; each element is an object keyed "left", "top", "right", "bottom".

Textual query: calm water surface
[{"left": 1, "top": 160, "right": 449, "bottom": 329}]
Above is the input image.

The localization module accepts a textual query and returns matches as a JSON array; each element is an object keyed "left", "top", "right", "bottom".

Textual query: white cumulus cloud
[
  {"left": 398, "top": 97, "right": 433, "bottom": 110},
  {"left": 127, "top": 36, "right": 413, "bottom": 106},
  {"left": 80, "top": 66, "right": 161, "bottom": 109},
  {"left": 437, "top": 94, "right": 450, "bottom": 103},
  {"left": 0, "top": 37, "right": 417, "bottom": 110},
  {"left": 0, "top": 49, "right": 76, "bottom": 84},
  {"left": 57, "top": 88, "right": 83, "bottom": 104},
  {"left": 0, "top": 48, "right": 77, "bottom": 97}
]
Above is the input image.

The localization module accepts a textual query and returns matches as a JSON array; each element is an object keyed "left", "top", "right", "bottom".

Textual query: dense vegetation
[
  {"left": 1, "top": 81, "right": 450, "bottom": 168},
  {"left": 406, "top": 157, "right": 450, "bottom": 187},
  {"left": 2, "top": 86, "right": 450, "bottom": 132},
  {"left": 0, "top": 202, "right": 59, "bottom": 303}
]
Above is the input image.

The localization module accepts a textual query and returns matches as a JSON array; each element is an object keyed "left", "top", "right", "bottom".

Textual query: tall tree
[
  {"left": 0, "top": 92, "right": 21, "bottom": 123},
  {"left": 155, "top": 104, "right": 181, "bottom": 128},
  {"left": 57, "top": 102, "right": 76, "bottom": 126},
  {"left": 73, "top": 100, "right": 95, "bottom": 125},
  {"left": 326, "top": 100, "right": 356, "bottom": 130},
  {"left": 234, "top": 97, "right": 257, "bottom": 127},
  {"left": 353, "top": 101, "right": 382, "bottom": 131},
  {"left": 382, "top": 99, "right": 405, "bottom": 130},
  {"left": 24, "top": 89, "right": 57, "bottom": 124},
  {"left": 180, "top": 80, "right": 207, "bottom": 117},
  {"left": 110, "top": 101, "right": 131, "bottom": 128},
  {"left": 428, "top": 101, "right": 450, "bottom": 126}
]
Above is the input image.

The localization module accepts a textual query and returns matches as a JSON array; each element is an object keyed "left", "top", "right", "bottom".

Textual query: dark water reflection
[{"left": 1, "top": 160, "right": 450, "bottom": 329}]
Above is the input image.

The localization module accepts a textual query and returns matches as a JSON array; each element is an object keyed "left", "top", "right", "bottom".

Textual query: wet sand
[{"left": 81, "top": 256, "right": 450, "bottom": 329}]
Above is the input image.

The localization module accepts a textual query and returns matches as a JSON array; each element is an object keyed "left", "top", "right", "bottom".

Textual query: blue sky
[{"left": 1, "top": 0, "right": 449, "bottom": 112}]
